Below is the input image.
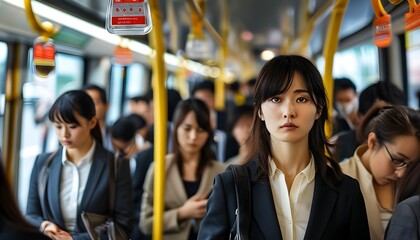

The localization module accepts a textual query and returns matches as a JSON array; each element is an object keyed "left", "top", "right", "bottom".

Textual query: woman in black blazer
[
  {"left": 385, "top": 159, "right": 420, "bottom": 239},
  {"left": 198, "top": 55, "right": 370, "bottom": 240},
  {"left": 26, "top": 90, "right": 133, "bottom": 240}
]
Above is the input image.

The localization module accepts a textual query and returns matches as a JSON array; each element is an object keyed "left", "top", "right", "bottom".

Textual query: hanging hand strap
[{"left": 231, "top": 164, "right": 251, "bottom": 240}]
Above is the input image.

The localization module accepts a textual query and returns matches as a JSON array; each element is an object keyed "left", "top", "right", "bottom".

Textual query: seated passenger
[
  {"left": 140, "top": 98, "right": 226, "bottom": 240},
  {"left": 26, "top": 90, "right": 133, "bottom": 240},
  {"left": 385, "top": 158, "right": 420, "bottom": 240},
  {"left": 340, "top": 104, "right": 420, "bottom": 239}
]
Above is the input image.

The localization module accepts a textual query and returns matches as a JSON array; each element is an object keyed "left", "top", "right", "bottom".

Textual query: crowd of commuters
[{"left": 1, "top": 54, "right": 419, "bottom": 240}]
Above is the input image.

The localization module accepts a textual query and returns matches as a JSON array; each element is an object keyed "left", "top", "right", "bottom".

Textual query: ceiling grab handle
[
  {"left": 405, "top": 0, "right": 420, "bottom": 31},
  {"left": 371, "top": 0, "right": 392, "bottom": 47},
  {"left": 148, "top": 0, "right": 167, "bottom": 239},
  {"left": 23, "top": 0, "right": 59, "bottom": 38},
  {"left": 322, "top": 0, "right": 349, "bottom": 138}
]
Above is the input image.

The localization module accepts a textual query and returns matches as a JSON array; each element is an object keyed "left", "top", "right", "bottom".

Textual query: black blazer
[
  {"left": 385, "top": 194, "right": 420, "bottom": 240},
  {"left": 198, "top": 161, "right": 370, "bottom": 240},
  {"left": 26, "top": 145, "right": 133, "bottom": 240}
]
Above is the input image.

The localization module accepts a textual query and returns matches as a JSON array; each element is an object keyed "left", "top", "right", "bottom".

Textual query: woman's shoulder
[
  {"left": 397, "top": 194, "right": 420, "bottom": 208},
  {"left": 208, "top": 160, "right": 227, "bottom": 172}
]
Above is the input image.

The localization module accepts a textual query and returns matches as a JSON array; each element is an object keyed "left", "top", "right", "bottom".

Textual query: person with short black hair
[{"left": 26, "top": 90, "right": 133, "bottom": 240}]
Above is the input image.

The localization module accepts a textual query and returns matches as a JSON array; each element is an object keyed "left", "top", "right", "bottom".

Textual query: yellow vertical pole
[
  {"left": 148, "top": 0, "right": 167, "bottom": 239},
  {"left": 322, "top": 0, "right": 349, "bottom": 138},
  {"left": 215, "top": 0, "right": 228, "bottom": 111},
  {"left": 3, "top": 44, "right": 24, "bottom": 184}
]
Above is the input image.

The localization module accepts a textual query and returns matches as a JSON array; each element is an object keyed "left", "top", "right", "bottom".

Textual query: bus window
[
  {"left": 0, "top": 42, "right": 7, "bottom": 147},
  {"left": 108, "top": 65, "right": 125, "bottom": 125},
  {"left": 317, "top": 42, "right": 380, "bottom": 92},
  {"left": 406, "top": 29, "right": 420, "bottom": 109},
  {"left": 18, "top": 51, "right": 84, "bottom": 212},
  {"left": 125, "top": 63, "right": 149, "bottom": 112}
]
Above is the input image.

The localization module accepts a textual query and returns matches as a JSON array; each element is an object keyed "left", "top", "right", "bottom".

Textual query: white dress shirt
[
  {"left": 269, "top": 155, "right": 316, "bottom": 240},
  {"left": 60, "top": 142, "right": 95, "bottom": 232}
]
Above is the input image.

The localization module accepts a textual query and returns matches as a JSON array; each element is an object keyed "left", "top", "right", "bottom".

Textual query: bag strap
[
  {"left": 37, "top": 150, "right": 58, "bottom": 220},
  {"left": 108, "top": 153, "right": 119, "bottom": 219},
  {"left": 231, "top": 164, "right": 251, "bottom": 240}
]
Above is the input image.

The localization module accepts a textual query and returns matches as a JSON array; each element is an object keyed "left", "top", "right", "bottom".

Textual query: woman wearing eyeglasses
[{"left": 340, "top": 103, "right": 420, "bottom": 240}]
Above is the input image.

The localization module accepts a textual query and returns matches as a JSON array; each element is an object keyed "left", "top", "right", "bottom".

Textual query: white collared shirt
[
  {"left": 269, "top": 155, "right": 316, "bottom": 240},
  {"left": 60, "top": 142, "right": 96, "bottom": 232}
]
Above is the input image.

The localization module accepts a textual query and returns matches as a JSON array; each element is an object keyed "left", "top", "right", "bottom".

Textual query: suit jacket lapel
[
  {"left": 166, "top": 155, "right": 188, "bottom": 205},
  {"left": 248, "top": 163, "right": 282, "bottom": 239},
  {"left": 80, "top": 146, "right": 107, "bottom": 208},
  {"left": 304, "top": 172, "right": 337, "bottom": 240},
  {"left": 47, "top": 149, "right": 65, "bottom": 227}
]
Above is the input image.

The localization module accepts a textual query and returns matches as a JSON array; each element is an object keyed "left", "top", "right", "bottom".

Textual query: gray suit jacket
[
  {"left": 26, "top": 145, "right": 133, "bottom": 240},
  {"left": 140, "top": 154, "right": 226, "bottom": 240},
  {"left": 385, "top": 194, "right": 420, "bottom": 240}
]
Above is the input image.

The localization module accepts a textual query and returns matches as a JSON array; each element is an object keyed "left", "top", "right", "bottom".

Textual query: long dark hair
[
  {"left": 0, "top": 160, "right": 37, "bottom": 232},
  {"left": 358, "top": 105, "right": 420, "bottom": 148},
  {"left": 396, "top": 159, "right": 420, "bottom": 203},
  {"left": 244, "top": 55, "right": 342, "bottom": 187},
  {"left": 48, "top": 90, "right": 102, "bottom": 145},
  {"left": 171, "top": 98, "right": 215, "bottom": 179}
]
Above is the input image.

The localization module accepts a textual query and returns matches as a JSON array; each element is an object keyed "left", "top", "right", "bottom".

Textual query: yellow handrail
[
  {"left": 215, "top": 0, "right": 228, "bottom": 111},
  {"left": 23, "top": 0, "right": 59, "bottom": 38},
  {"left": 371, "top": 0, "right": 387, "bottom": 18},
  {"left": 322, "top": 0, "right": 349, "bottom": 138},
  {"left": 188, "top": 0, "right": 224, "bottom": 46},
  {"left": 297, "top": 0, "right": 334, "bottom": 55},
  {"left": 149, "top": 0, "right": 167, "bottom": 239}
]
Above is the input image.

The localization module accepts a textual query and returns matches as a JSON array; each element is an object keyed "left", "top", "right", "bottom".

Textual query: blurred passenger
[
  {"left": 129, "top": 95, "right": 154, "bottom": 128},
  {"left": 26, "top": 90, "right": 133, "bottom": 240},
  {"left": 385, "top": 159, "right": 420, "bottom": 240},
  {"left": 225, "top": 105, "right": 253, "bottom": 164},
  {"left": 199, "top": 55, "right": 370, "bottom": 239},
  {"left": 0, "top": 159, "right": 49, "bottom": 240},
  {"left": 110, "top": 115, "right": 150, "bottom": 240},
  {"left": 241, "top": 77, "right": 256, "bottom": 106},
  {"left": 332, "top": 77, "right": 359, "bottom": 134},
  {"left": 140, "top": 98, "right": 226, "bottom": 240},
  {"left": 83, "top": 84, "right": 112, "bottom": 151},
  {"left": 192, "top": 80, "right": 228, "bottom": 161},
  {"left": 126, "top": 113, "right": 151, "bottom": 152},
  {"left": 340, "top": 104, "right": 420, "bottom": 239},
  {"left": 334, "top": 81, "right": 407, "bottom": 161}
]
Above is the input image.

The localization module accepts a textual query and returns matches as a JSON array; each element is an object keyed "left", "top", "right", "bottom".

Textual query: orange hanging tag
[
  {"left": 33, "top": 37, "right": 55, "bottom": 78},
  {"left": 106, "top": 0, "right": 153, "bottom": 35},
  {"left": 405, "top": 5, "right": 420, "bottom": 31},
  {"left": 373, "top": 14, "right": 392, "bottom": 48}
]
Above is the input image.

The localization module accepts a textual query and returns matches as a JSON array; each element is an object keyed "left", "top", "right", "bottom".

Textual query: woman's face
[
  {"left": 177, "top": 111, "right": 209, "bottom": 156},
  {"left": 53, "top": 111, "right": 96, "bottom": 150},
  {"left": 369, "top": 134, "right": 420, "bottom": 185},
  {"left": 259, "top": 72, "right": 320, "bottom": 144}
]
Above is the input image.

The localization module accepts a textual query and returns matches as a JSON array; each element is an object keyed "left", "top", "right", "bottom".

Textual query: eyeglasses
[{"left": 383, "top": 144, "right": 408, "bottom": 169}]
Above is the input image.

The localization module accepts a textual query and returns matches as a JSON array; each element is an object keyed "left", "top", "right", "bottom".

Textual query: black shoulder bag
[
  {"left": 230, "top": 164, "right": 251, "bottom": 240},
  {"left": 81, "top": 153, "right": 126, "bottom": 240}
]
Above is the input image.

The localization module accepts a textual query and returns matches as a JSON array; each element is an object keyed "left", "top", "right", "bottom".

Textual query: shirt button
[{"left": 288, "top": 220, "right": 292, "bottom": 224}]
